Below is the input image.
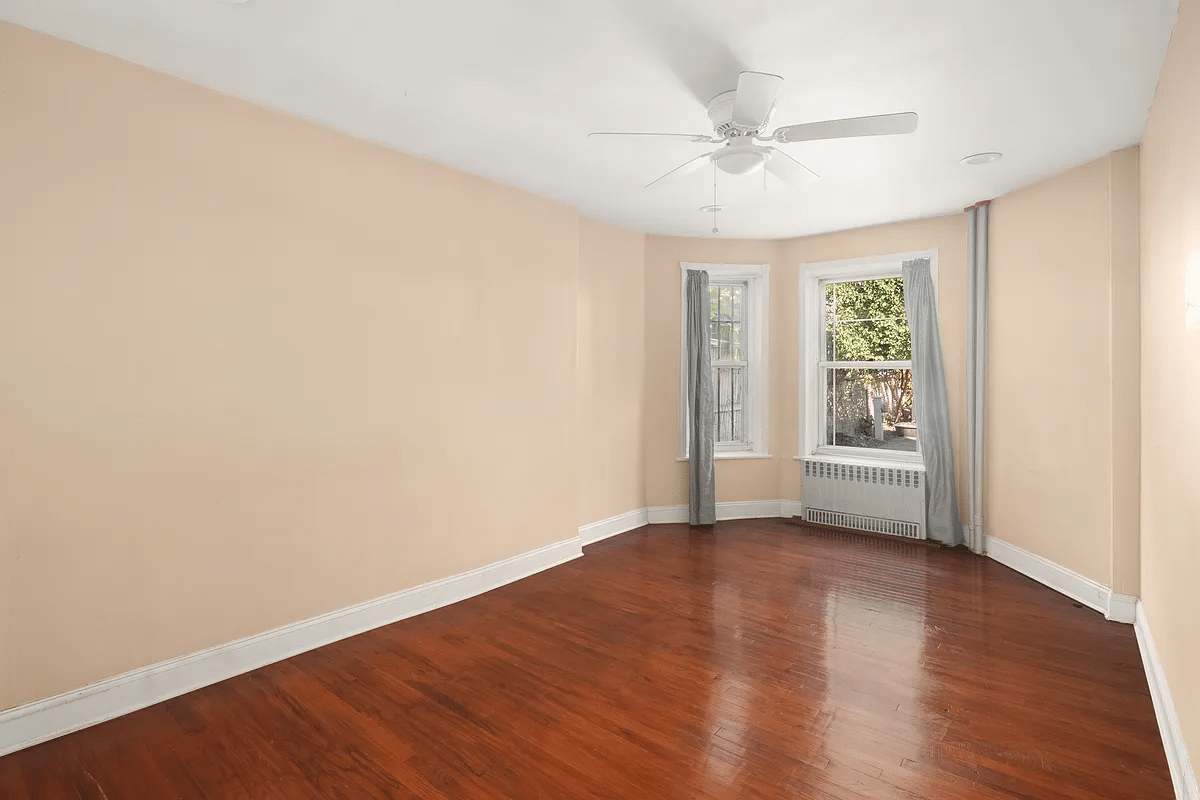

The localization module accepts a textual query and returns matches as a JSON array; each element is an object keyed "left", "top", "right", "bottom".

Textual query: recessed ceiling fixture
[
  {"left": 699, "top": 204, "right": 725, "bottom": 213},
  {"left": 961, "top": 152, "right": 1003, "bottom": 165}
]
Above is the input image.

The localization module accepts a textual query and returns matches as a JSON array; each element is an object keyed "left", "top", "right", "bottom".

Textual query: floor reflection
[
  {"left": 816, "top": 532, "right": 931, "bottom": 790},
  {"left": 0, "top": 519, "right": 1172, "bottom": 800}
]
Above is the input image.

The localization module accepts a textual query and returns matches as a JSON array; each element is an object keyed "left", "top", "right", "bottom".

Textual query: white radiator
[{"left": 800, "top": 458, "right": 927, "bottom": 540}]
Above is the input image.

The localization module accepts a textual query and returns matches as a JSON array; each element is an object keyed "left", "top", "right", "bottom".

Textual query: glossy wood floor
[{"left": 0, "top": 520, "right": 1172, "bottom": 799}]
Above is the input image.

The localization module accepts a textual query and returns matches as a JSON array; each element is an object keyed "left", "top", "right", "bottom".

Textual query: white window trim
[
  {"left": 679, "top": 262, "right": 770, "bottom": 459},
  {"left": 798, "top": 248, "right": 937, "bottom": 467}
]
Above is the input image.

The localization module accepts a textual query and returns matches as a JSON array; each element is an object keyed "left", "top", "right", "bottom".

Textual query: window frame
[
  {"left": 679, "top": 262, "right": 770, "bottom": 459},
  {"left": 798, "top": 249, "right": 937, "bottom": 467}
]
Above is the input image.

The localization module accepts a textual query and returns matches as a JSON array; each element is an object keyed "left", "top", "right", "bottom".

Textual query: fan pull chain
[{"left": 712, "top": 164, "right": 719, "bottom": 235}]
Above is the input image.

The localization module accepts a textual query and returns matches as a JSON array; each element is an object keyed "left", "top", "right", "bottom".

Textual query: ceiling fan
[{"left": 589, "top": 71, "right": 918, "bottom": 188}]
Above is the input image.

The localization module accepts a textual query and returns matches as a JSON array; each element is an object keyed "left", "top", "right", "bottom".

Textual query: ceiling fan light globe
[{"left": 714, "top": 150, "right": 767, "bottom": 175}]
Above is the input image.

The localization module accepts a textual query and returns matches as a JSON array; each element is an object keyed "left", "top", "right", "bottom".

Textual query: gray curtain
[
  {"left": 902, "top": 258, "right": 964, "bottom": 546},
  {"left": 685, "top": 269, "right": 716, "bottom": 526}
]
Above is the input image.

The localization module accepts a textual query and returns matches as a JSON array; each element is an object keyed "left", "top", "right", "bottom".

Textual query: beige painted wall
[
  {"left": 1, "top": 523, "right": 9, "bottom": 706},
  {"left": 0, "top": 24, "right": 581, "bottom": 711},
  {"left": 643, "top": 237, "right": 786, "bottom": 507},
  {"left": 780, "top": 216, "right": 970, "bottom": 508},
  {"left": 577, "top": 220, "right": 646, "bottom": 526},
  {"left": 644, "top": 216, "right": 969, "bottom": 513},
  {"left": 1109, "top": 148, "right": 1142, "bottom": 598},
  {"left": 1140, "top": 0, "right": 1200, "bottom": 772},
  {"left": 986, "top": 150, "right": 1139, "bottom": 588}
]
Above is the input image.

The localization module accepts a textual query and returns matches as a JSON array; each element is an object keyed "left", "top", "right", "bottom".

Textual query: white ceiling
[{"left": 1, "top": 0, "right": 1178, "bottom": 239}]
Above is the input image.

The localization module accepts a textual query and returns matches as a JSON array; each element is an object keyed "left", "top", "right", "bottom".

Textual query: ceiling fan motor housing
[{"left": 707, "top": 90, "right": 774, "bottom": 137}]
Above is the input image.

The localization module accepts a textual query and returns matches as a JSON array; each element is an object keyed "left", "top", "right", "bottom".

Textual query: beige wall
[
  {"left": 0, "top": 24, "right": 582, "bottom": 711},
  {"left": 1109, "top": 148, "right": 1142, "bottom": 597},
  {"left": 643, "top": 237, "right": 785, "bottom": 507},
  {"left": 577, "top": 220, "right": 646, "bottom": 526},
  {"left": 1140, "top": 0, "right": 1200, "bottom": 772},
  {"left": 986, "top": 150, "right": 1139, "bottom": 588},
  {"left": 644, "top": 215, "right": 969, "bottom": 512},
  {"left": 1, "top": 523, "right": 9, "bottom": 706}
]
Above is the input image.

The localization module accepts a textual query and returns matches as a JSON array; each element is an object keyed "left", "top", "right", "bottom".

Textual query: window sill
[
  {"left": 677, "top": 453, "right": 774, "bottom": 462},
  {"left": 793, "top": 453, "right": 925, "bottom": 470}
]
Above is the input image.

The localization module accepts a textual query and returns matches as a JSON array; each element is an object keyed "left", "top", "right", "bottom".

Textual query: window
[
  {"left": 800, "top": 251, "right": 935, "bottom": 464},
  {"left": 711, "top": 282, "right": 747, "bottom": 446},
  {"left": 680, "top": 263, "right": 769, "bottom": 458}
]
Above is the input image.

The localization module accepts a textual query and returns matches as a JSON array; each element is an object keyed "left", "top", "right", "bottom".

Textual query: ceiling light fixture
[
  {"left": 711, "top": 141, "right": 772, "bottom": 176},
  {"left": 714, "top": 150, "right": 767, "bottom": 175},
  {"left": 961, "top": 152, "right": 1002, "bottom": 165},
  {"left": 699, "top": 204, "right": 725, "bottom": 213}
]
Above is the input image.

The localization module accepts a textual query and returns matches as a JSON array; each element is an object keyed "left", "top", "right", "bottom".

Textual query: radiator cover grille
[
  {"left": 802, "top": 459, "right": 922, "bottom": 489},
  {"left": 801, "top": 457, "right": 926, "bottom": 540},
  {"left": 805, "top": 508, "right": 922, "bottom": 539}
]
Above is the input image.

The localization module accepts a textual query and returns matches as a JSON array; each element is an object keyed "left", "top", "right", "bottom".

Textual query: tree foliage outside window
[{"left": 825, "top": 277, "right": 913, "bottom": 430}]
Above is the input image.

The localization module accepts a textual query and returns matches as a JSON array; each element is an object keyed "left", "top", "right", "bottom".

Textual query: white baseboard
[
  {"left": 645, "top": 500, "right": 799, "bottom": 524},
  {"left": 715, "top": 500, "right": 791, "bottom": 520},
  {"left": 1107, "top": 592, "right": 1138, "bottom": 624},
  {"left": 984, "top": 536, "right": 1133, "bottom": 623},
  {"left": 781, "top": 500, "right": 804, "bottom": 518},
  {"left": 647, "top": 504, "right": 689, "bottom": 523},
  {"left": 0, "top": 536, "right": 583, "bottom": 758},
  {"left": 1135, "top": 602, "right": 1199, "bottom": 800},
  {"left": 579, "top": 508, "right": 649, "bottom": 545}
]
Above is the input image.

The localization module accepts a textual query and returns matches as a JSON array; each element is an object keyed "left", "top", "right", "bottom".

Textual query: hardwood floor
[{"left": 0, "top": 520, "right": 1172, "bottom": 799}]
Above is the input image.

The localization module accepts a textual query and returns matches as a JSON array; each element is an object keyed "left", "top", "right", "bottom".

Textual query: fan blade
[
  {"left": 645, "top": 151, "right": 714, "bottom": 188},
  {"left": 765, "top": 149, "right": 820, "bottom": 187},
  {"left": 589, "top": 131, "right": 718, "bottom": 143},
  {"left": 732, "top": 71, "right": 783, "bottom": 130},
  {"left": 772, "top": 112, "right": 918, "bottom": 143}
]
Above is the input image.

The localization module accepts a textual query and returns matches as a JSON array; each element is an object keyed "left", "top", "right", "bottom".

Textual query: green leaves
[
  {"left": 825, "top": 278, "right": 911, "bottom": 361},
  {"left": 825, "top": 278, "right": 914, "bottom": 427}
]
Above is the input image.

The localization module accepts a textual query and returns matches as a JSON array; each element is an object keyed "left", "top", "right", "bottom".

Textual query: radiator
[{"left": 800, "top": 458, "right": 927, "bottom": 540}]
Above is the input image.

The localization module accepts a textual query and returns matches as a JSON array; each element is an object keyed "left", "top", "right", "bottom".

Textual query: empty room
[{"left": 1, "top": 0, "right": 1197, "bottom": 798}]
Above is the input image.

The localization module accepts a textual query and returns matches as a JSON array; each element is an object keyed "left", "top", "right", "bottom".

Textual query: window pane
[
  {"left": 830, "top": 319, "right": 911, "bottom": 361},
  {"left": 708, "top": 303, "right": 720, "bottom": 361},
  {"left": 708, "top": 284, "right": 724, "bottom": 363},
  {"left": 713, "top": 366, "right": 745, "bottom": 444},
  {"left": 824, "top": 367, "right": 916, "bottom": 452},
  {"left": 824, "top": 277, "right": 911, "bottom": 362},
  {"left": 709, "top": 284, "right": 743, "bottom": 322},
  {"left": 709, "top": 283, "right": 747, "bottom": 363},
  {"left": 704, "top": 282, "right": 750, "bottom": 446},
  {"left": 713, "top": 321, "right": 744, "bottom": 361},
  {"left": 824, "top": 283, "right": 836, "bottom": 360}
]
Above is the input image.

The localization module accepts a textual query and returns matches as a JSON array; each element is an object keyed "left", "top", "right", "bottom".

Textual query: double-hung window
[
  {"left": 801, "top": 251, "right": 935, "bottom": 465},
  {"left": 711, "top": 281, "right": 748, "bottom": 446},
  {"left": 680, "top": 263, "right": 769, "bottom": 458}
]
